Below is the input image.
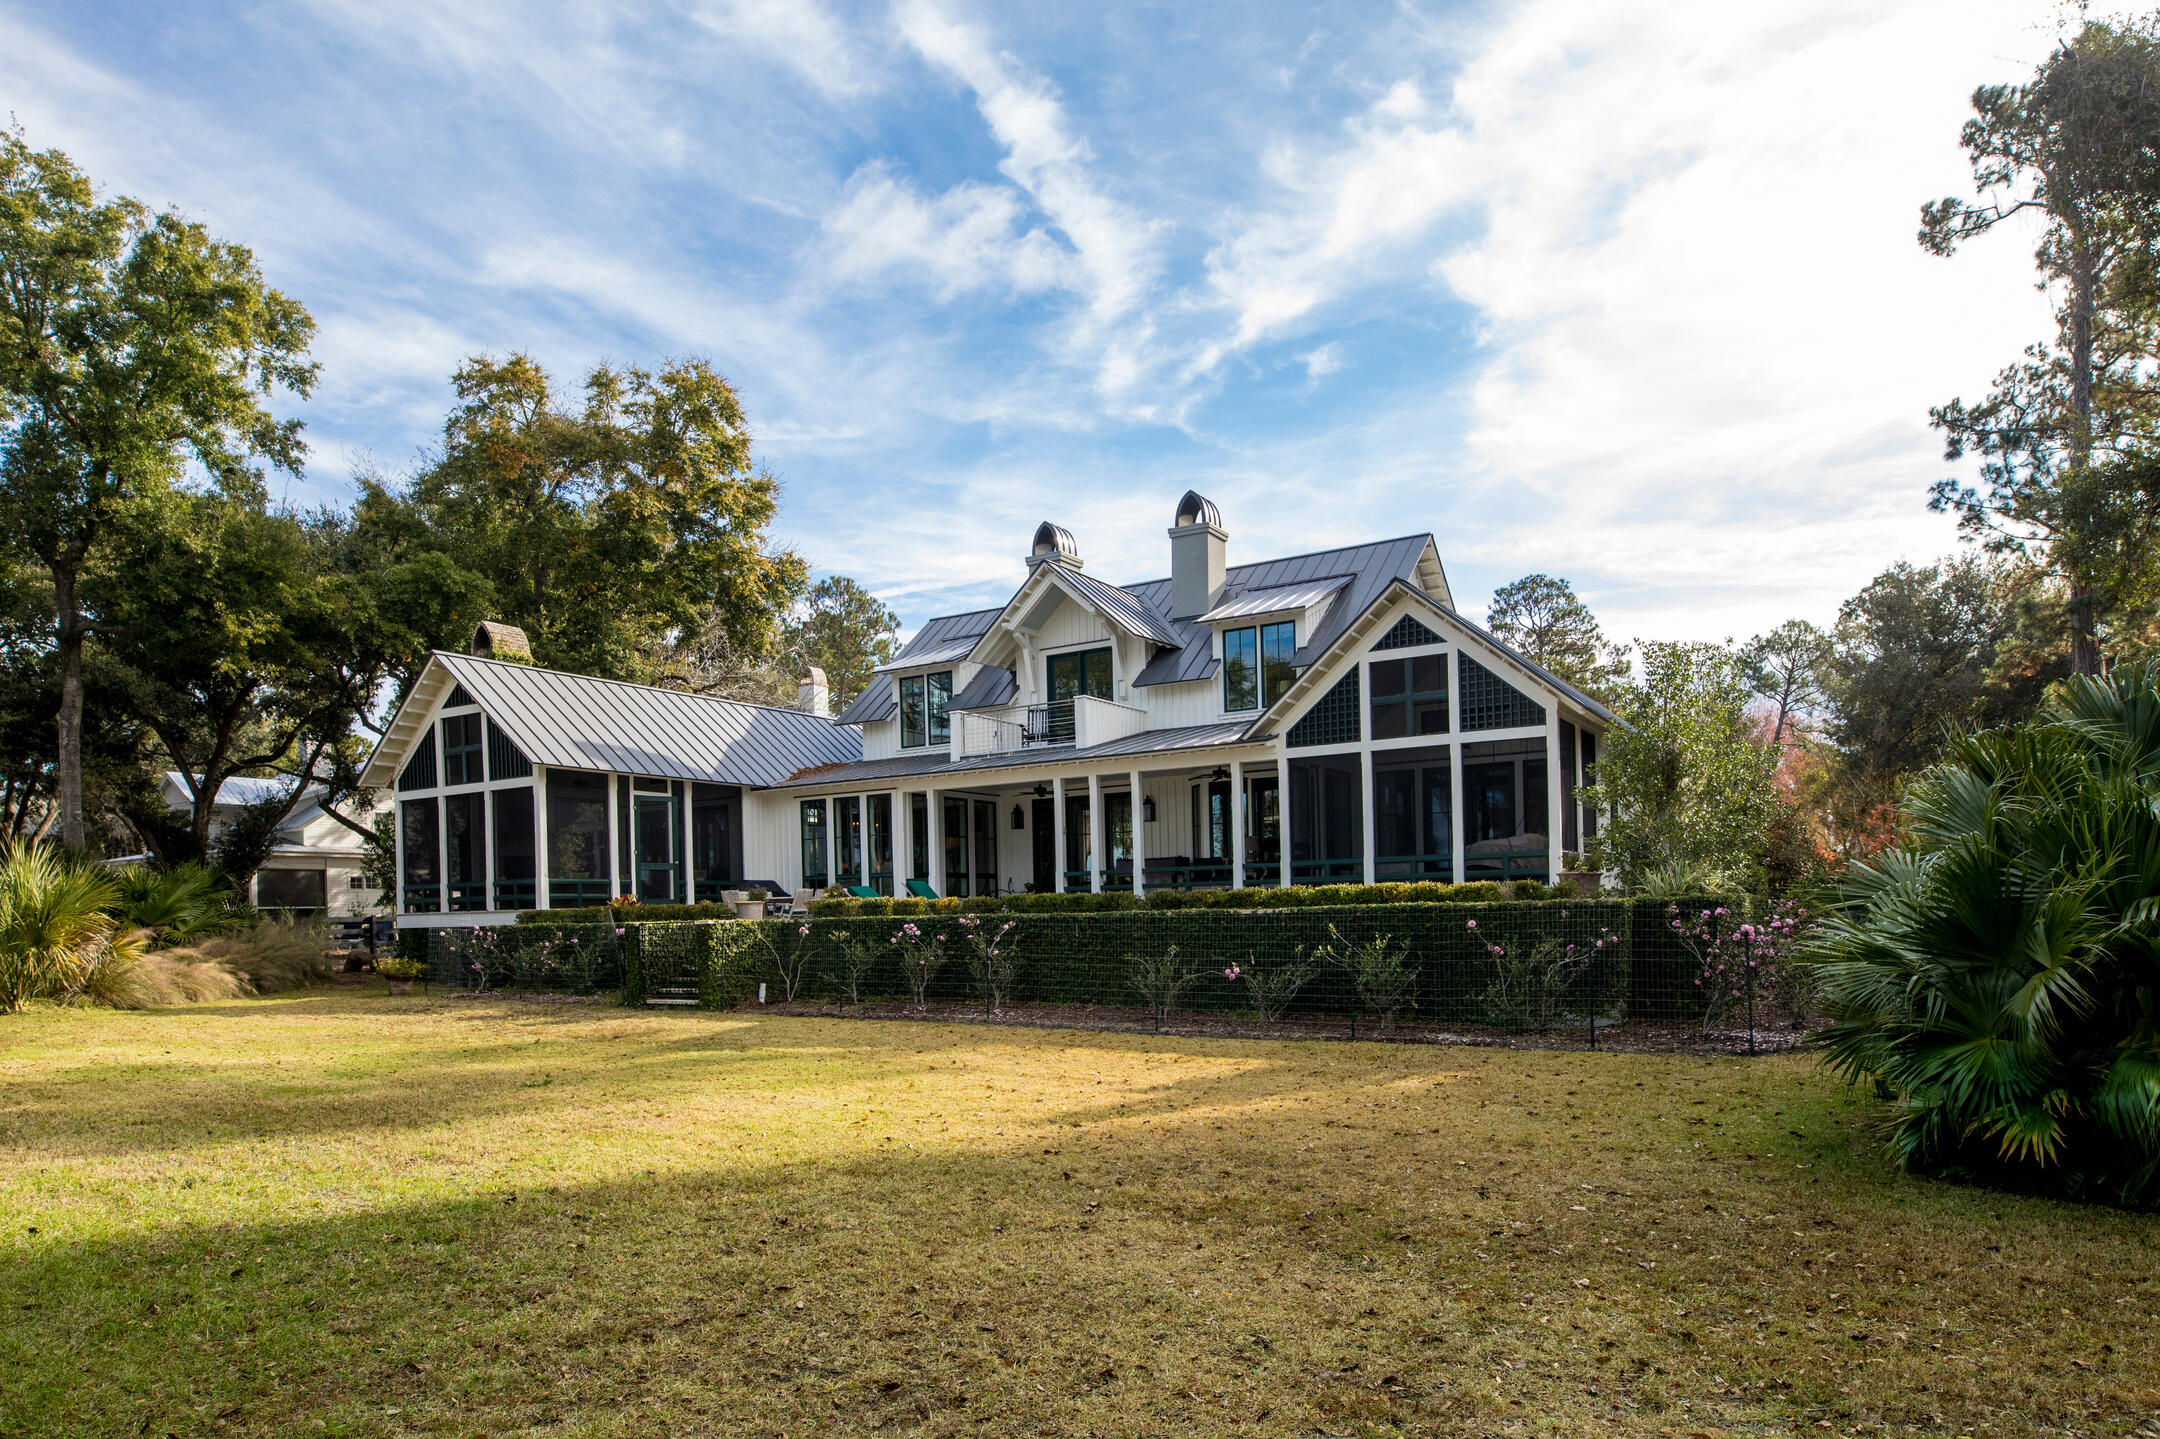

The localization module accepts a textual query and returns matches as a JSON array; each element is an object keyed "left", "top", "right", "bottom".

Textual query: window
[
  {"left": 544, "top": 770, "right": 609, "bottom": 906},
  {"left": 492, "top": 787, "right": 535, "bottom": 910},
  {"left": 1369, "top": 654, "right": 1449, "bottom": 740},
  {"left": 693, "top": 784, "right": 740, "bottom": 900},
  {"left": 899, "top": 671, "right": 952, "bottom": 748},
  {"left": 400, "top": 797, "right": 439, "bottom": 912},
  {"left": 1260, "top": 621, "right": 1297, "bottom": 707},
  {"left": 256, "top": 868, "right": 326, "bottom": 913},
  {"left": 1046, "top": 648, "right": 1113, "bottom": 703},
  {"left": 442, "top": 712, "right": 483, "bottom": 786},
  {"left": 445, "top": 792, "right": 487, "bottom": 911},
  {"left": 1222, "top": 627, "right": 1258, "bottom": 711},
  {"left": 801, "top": 800, "right": 829, "bottom": 890}
]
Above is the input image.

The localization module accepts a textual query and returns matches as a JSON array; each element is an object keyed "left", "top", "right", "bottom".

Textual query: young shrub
[
  {"left": 1313, "top": 925, "right": 1417, "bottom": 1035},
  {"left": 954, "top": 915, "right": 1020, "bottom": 1014},
  {"left": 1222, "top": 951, "right": 1312, "bottom": 1023},
  {"left": 1128, "top": 944, "right": 1199, "bottom": 1031},
  {"left": 889, "top": 922, "right": 948, "bottom": 1010},
  {"left": 755, "top": 923, "right": 817, "bottom": 1003},
  {"left": 825, "top": 928, "right": 885, "bottom": 1011}
]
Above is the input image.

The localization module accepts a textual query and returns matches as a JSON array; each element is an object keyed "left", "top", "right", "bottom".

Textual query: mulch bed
[{"left": 736, "top": 996, "right": 1814, "bottom": 1056}]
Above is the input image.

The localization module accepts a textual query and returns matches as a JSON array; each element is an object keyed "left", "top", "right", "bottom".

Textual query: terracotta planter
[{"left": 384, "top": 978, "right": 416, "bottom": 995}]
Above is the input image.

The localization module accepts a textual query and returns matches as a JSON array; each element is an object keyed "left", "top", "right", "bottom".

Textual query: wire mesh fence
[{"left": 418, "top": 895, "right": 1816, "bottom": 1054}]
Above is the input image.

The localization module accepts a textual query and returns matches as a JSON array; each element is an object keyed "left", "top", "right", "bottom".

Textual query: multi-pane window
[
  {"left": 899, "top": 671, "right": 954, "bottom": 748},
  {"left": 1260, "top": 621, "right": 1297, "bottom": 707},
  {"left": 442, "top": 712, "right": 483, "bottom": 785},
  {"left": 1222, "top": 627, "right": 1258, "bottom": 711},
  {"left": 1369, "top": 654, "right": 1449, "bottom": 739},
  {"left": 800, "top": 800, "right": 829, "bottom": 890},
  {"left": 1046, "top": 648, "right": 1113, "bottom": 703}
]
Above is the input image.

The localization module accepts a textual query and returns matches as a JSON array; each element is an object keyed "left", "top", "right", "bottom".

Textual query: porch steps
[{"left": 645, "top": 983, "right": 701, "bottom": 1008}]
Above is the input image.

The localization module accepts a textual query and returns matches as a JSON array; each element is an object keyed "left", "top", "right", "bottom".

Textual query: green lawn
[{"left": 1, "top": 991, "right": 2154, "bottom": 1438}]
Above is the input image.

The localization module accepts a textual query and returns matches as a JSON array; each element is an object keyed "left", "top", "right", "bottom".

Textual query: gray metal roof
[
  {"left": 871, "top": 636, "right": 977, "bottom": 672},
  {"left": 834, "top": 672, "right": 895, "bottom": 725},
  {"left": 1047, "top": 563, "right": 1187, "bottom": 647},
  {"left": 422, "top": 652, "right": 862, "bottom": 788},
  {"left": 951, "top": 666, "right": 1017, "bottom": 710},
  {"left": 1197, "top": 574, "right": 1352, "bottom": 622},
  {"left": 775, "top": 720, "right": 1271, "bottom": 790}
]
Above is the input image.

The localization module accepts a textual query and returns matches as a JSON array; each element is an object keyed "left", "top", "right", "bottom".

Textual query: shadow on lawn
[{"left": 5, "top": 1062, "right": 2156, "bottom": 1439}]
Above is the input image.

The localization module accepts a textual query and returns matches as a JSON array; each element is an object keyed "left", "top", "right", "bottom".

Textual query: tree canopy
[{"left": 1484, "top": 574, "right": 1630, "bottom": 699}]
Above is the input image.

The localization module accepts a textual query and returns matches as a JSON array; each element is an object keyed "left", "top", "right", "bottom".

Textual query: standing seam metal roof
[{"left": 429, "top": 652, "right": 861, "bottom": 787}]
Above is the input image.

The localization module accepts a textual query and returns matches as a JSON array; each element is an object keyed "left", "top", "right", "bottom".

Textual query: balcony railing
[{"left": 955, "top": 700, "right": 1074, "bottom": 757}]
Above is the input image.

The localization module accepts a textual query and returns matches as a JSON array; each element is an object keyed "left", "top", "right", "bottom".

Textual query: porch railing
[{"left": 955, "top": 701, "right": 1075, "bottom": 757}]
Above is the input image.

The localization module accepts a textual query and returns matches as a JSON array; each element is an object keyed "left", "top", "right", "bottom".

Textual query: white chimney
[
  {"left": 1168, "top": 490, "right": 1227, "bottom": 619},
  {"left": 797, "top": 666, "right": 830, "bottom": 717}
]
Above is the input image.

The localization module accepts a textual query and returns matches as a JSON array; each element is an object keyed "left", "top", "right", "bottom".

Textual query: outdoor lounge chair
[
  {"left": 844, "top": 885, "right": 877, "bottom": 899},
  {"left": 906, "top": 879, "right": 939, "bottom": 900}
]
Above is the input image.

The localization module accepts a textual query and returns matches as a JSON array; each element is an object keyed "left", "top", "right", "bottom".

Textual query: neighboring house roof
[
  {"left": 161, "top": 773, "right": 313, "bottom": 810},
  {"left": 775, "top": 721, "right": 1269, "bottom": 790},
  {"left": 364, "top": 652, "right": 862, "bottom": 790}
]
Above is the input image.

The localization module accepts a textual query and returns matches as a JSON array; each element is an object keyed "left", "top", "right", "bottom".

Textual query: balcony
[{"left": 952, "top": 695, "right": 1149, "bottom": 759}]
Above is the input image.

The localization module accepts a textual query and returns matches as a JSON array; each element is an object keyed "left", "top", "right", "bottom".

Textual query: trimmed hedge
[{"left": 517, "top": 901, "right": 740, "bottom": 926}]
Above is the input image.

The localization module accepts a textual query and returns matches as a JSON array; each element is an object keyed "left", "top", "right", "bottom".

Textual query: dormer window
[
  {"left": 1223, "top": 621, "right": 1297, "bottom": 711},
  {"left": 899, "top": 671, "right": 953, "bottom": 748},
  {"left": 442, "top": 713, "right": 483, "bottom": 785}
]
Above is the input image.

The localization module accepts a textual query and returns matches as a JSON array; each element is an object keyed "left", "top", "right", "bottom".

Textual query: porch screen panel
[
  {"left": 1286, "top": 755, "right": 1361, "bottom": 883},
  {"left": 400, "top": 797, "right": 440, "bottom": 912},
  {"left": 486, "top": 719, "right": 532, "bottom": 780},
  {"left": 441, "top": 713, "right": 483, "bottom": 786},
  {"left": 942, "top": 796, "right": 968, "bottom": 897},
  {"left": 1560, "top": 721, "right": 1578, "bottom": 853},
  {"left": 1063, "top": 794, "right": 1092, "bottom": 885},
  {"left": 1457, "top": 654, "right": 1546, "bottom": 731},
  {"left": 1375, "top": 744, "right": 1451, "bottom": 879},
  {"left": 1369, "top": 653, "right": 1447, "bottom": 740},
  {"left": 445, "top": 792, "right": 486, "bottom": 911},
  {"left": 544, "top": 770, "right": 610, "bottom": 906},
  {"left": 692, "top": 784, "right": 741, "bottom": 900},
  {"left": 492, "top": 786, "right": 536, "bottom": 911},
  {"left": 1460, "top": 737, "right": 1551, "bottom": 883},
  {"left": 444, "top": 682, "right": 476, "bottom": 709},
  {"left": 1287, "top": 670, "right": 1360, "bottom": 748},
  {"left": 1580, "top": 731, "right": 1599, "bottom": 839},
  {"left": 1372, "top": 614, "right": 1443, "bottom": 651}
]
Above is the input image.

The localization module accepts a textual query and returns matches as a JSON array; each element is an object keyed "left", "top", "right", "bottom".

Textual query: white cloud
[
  {"left": 815, "top": 161, "right": 1070, "bottom": 299},
  {"left": 692, "top": 0, "right": 867, "bottom": 98},
  {"left": 1300, "top": 342, "right": 1345, "bottom": 380}
]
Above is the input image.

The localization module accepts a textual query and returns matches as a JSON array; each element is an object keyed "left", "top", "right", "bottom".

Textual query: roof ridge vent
[{"left": 1027, "top": 521, "right": 1082, "bottom": 570}]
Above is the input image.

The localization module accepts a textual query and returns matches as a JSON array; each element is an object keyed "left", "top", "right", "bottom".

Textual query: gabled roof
[
  {"left": 1246, "top": 579, "right": 1618, "bottom": 739},
  {"left": 837, "top": 605, "right": 1005, "bottom": 725},
  {"left": 774, "top": 720, "right": 1269, "bottom": 790},
  {"left": 361, "top": 652, "right": 861, "bottom": 791}
]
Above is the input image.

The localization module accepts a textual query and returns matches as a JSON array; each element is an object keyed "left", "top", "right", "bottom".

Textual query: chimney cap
[
  {"left": 1173, "top": 490, "right": 1223, "bottom": 530},
  {"left": 470, "top": 621, "right": 533, "bottom": 664},
  {"left": 1028, "top": 521, "right": 1080, "bottom": 567},
  {"left": 800, "top": 665, "right": 828, "bottom": 685}
]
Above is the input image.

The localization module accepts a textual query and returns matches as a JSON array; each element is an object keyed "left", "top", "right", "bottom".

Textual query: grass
[{"left": 0, "top": 992, "right": 2154, "bottom": 1438}]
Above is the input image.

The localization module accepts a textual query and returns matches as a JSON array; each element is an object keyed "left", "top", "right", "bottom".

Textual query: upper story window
[
  {"left": 1370, "top": 653, "right": 1449, "bottom": 739},
  {"left": 442, "top": 712, "right": 483, "bottom": 785},
  {"left": 1222, "top": 628, "right": 1258, "bottom": 711},
  {"left": 1223, "top": 622, "right": 1297, "bottom": 711},
  {"left": 1046, "top": 647, "right": 1113, "bottom": 704},
  {"left": 899, "top": 671, "right": 953, "bottom": 748}
]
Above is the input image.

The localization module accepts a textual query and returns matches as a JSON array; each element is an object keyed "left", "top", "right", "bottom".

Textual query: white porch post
[
  {"left": 1052, "top": 775, "right": 1068, "bottom": 893},
  {"left": 1129, "top": 768, "right": 1145, "bottom": 898},
  {"left": 1276, "top": 736, "right": 1291, "bottom": 888},
  {"left": 1449, "top": 742, "right": 1466, "bottom": 885},
  {"left": 1361, "top": 747, "right": 1377, "bottom": 887},
  {"left": 896, "top": 789, "right": 914, "bottom": 889},
  {"left": 391, "top": 797, "right": 404, "bottom": 917},
  {"left": 1545, "top": 708, "right": 1564, "bottom": 882},
  {"left": 532, "top": 766, "right": 550, "bottom": 911},
  {"left": 926, "top": 786, "right": 943, "bottom": 897},
  {"left": 1229, "top": 758, "right": 1246, "bottom": 890},
  {"left": 682, "top": 785, "right": 696, "bottom": 903},
  {"left": 1087, "top": 772, "right": 1104, "bottom": 893}
]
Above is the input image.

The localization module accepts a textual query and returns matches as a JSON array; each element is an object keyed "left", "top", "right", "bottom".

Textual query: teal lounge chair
[
  {"left": 906, "top": 879, "right": 940, "bottom": 900},
  {"left": 845, "top": 885, "right": 877, "bottom": 899}
]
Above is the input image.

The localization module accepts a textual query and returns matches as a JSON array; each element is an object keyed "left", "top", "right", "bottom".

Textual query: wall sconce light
[
  {"left": 1010, "top": 803, "right": 1025, "bottom": 830},
  {"left": 1142, "top": 795, "right": 1156, "bottom": 822}
]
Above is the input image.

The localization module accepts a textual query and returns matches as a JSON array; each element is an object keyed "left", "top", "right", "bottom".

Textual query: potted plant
[
  {"left": 376, "top": 954, "right": 426, "bottom": 995},
  {"left": 1557, "top": 851, "right": 1603, "bottom": 897}
]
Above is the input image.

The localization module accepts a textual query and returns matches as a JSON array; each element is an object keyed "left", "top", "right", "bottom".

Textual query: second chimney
[
  {"left": 1168, "top": 490, "right": 1227, "bottom": 619},
  {"left": 797, "top": 666, "right": 831, "bottom": 718}
]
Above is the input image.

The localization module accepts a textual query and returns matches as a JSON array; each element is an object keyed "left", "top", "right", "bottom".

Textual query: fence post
[
  {"left": 1744, "top": 930, "right": 1757, "bottom": 1056},
  {"left": 1588, "top": 932, "right": 1598, "bottom": 1051}
]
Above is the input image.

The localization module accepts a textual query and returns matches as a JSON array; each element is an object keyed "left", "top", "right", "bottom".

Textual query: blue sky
[{"left": 2, "top": 0, "right": 2087, "bottom": 642}]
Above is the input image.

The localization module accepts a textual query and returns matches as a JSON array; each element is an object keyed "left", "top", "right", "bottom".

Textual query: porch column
[
  {"left": 533, "top": 765, "right": 550, "bottom": 911},
  {"left": 856, "top": 792, "right": 871, "bottom": 888},
  {"left": 926, "top": 786, "right": 943, "bottom": 897},
  {"left": 1275, "top": 737, "right": 1291, "bottom": 888},
  {"left": 1052, "top": 775, "right": 1068, "bottom": 893},
  {"left": 681, "top": 784, "right": 695, "bottom": 903},
  {"left": 1129, "top": 768, "right": 1145, "bottom": 898},
  {"left": 1229, "top": 758, "right": 1246, "bottom": 890},
  {"left": 1087, "top": 771, "right": 1104, "bottom": 893},
  {"left": 1449, "top": 742, "right": 1466, "bottom": 884},
  {"left": 1545, "top": 709, "right": 1564, "bottom": 882},
  {"left": 1361, "top": 747, "right": 1377, "bottom": 887},
  {"left": 899, "top": 790, "right": 915, "bottom": 886}
]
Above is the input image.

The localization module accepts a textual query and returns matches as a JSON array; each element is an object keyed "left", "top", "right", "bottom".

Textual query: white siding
[{"left": 742, "top": 790, "right": 802, "bottom": 889}]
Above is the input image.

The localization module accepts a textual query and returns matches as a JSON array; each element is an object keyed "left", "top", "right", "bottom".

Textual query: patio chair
[
  {"left": 844, "top": 885, "right": 878, "bottom": 899},
  {"left": 905, "top": 879, "right": 940, "bottom": 900}
]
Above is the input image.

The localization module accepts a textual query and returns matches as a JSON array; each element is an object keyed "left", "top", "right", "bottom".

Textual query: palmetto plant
[
  {"left": 1805, "top": 664, "right": 2160, "bottom": 1205},
  {"left": 0, "top": 844, "right": 129, "bottom": 1012}
]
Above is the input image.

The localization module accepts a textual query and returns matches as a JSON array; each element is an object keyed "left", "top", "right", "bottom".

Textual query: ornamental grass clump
[{"left": 1803, "top": 663, "right": 2160, "bottom": 1207}]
